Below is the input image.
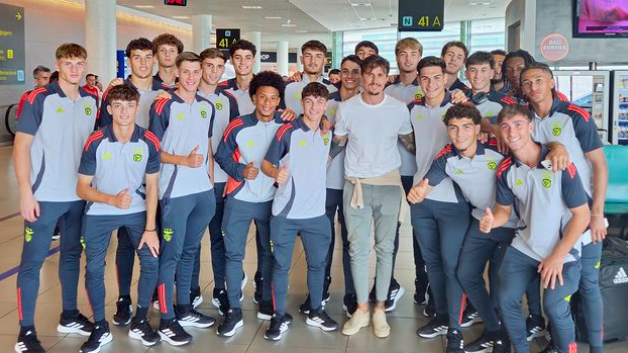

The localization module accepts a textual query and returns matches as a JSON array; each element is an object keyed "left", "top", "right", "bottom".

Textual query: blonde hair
[{"left": 395, "top": 38, "right": 423, "bottom": 56}]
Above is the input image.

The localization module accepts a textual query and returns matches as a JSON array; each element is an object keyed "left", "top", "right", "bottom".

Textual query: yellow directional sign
[{"left": 15, "top": 12, "right": 22, "bottom": 21}]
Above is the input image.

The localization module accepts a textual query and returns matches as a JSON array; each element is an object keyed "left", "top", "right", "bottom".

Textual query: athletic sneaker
[
  {"left": 539, "top": 342, "right": 558, "bottom": 353},
  {"left": 52, "top": 225, "right": 61, "bottom": 241},
  {"left": 446, "top": 328, "right": 464, "bottom": 353},
  {"left": 368, "top": 278, "right": 405, "bottom": 311},
  {"left": 384, "top": 279, "right": 405, "bottom": 312},
  {"left": 417, "top": 318, "right": 448, "bottom": 339},
  {"left": 464, "top": 332, "right": 494, "bottom": 353},
  {"left": 306, "top": 308, "right": 338, "bottom": 332},
  {"left": 217, "top": 308, "right": 244, "bottom": 337},
  {"left": 79, "top": 322, "right": 112, "bottom": 353},
  {"left": 423, "top": 301, "right": 436, "bottom": 318},
  {"left": 212, "top": 288, "right": 229, "bottom": 316},
  {"left": 342, "top": 293, "right": 358, "bottom": 318},
  {"left": 159, "top": 319, "right": 192, "bottom": 346},
  {"left": 414, "top": 278, "right": 429, "bottom": 305},
  {"left": 525, "top": 314, "right": 546, "bottom": 341},
  {"left": 112, "top": 297, "right": 132, "bottom": 326},
  {"left": 253, "top": 272, "right": 263, "bottom": 305},
  {"left": 190, "top": 287, "right": 203, "bottom": 309},
  {"left": 493, "top": 335, "right": 512, "bottom": 353},
  {"left": 322, "top": 276, "right": 332, "bottom": 302},
  {"left": 177, "top": 308, "right": 216, "bottom": 328},
  {"left": 264, "top": 315, "right": 290, "bottom": 341},
  {"left": 128, "top": 319, "right": 160, "bottom": 346},
  {"left": 460, "top": 306, "right": 483, "bottom": 328},
  {"left": 257, "top": 300, "right": 274, "bottom": 320},
  {"left": 298, "top": 294, "right": 326, "bottom": 315},
  {"left": 57, "top": 313, "right": 94, "bottom": 336},
  {"left": 14, "top": 329, "right": 45, "bottom": 353}
]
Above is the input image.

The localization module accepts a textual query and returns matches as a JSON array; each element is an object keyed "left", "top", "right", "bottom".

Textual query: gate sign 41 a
[
  {"left": 216, "top": 29, "right": 241, "bottom": 50},
  {"left": 398, "top": 0, "right": 444, "bottom": 32}
]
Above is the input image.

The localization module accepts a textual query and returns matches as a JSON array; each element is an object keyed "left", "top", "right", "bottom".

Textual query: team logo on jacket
[
  {"left": 133, "top": 154, "right": 142, "bottom": 162},
  {"left": 487, "top": 159, "right": 497, "bottom": 170},
  {"left": 552, "top": 123, "right": 562, "bottom": 136},
  {"left": 323, "top": 137, "right": 330, "bottom": 146},
  {"left": 200, "top": 107, "right": 208, "bottom": 119},
  {"left": 102, "top": 152, "right": 112, "bottom": 160},
  {"left": 542, "top": 173, "right": 552, "bottom": 188},
  {"left": 24, "top": 227, "right": 34, "bottom": 242},
  {"left": 215, "top": 100, "right": 223, "bottom": 111},
  {"left": 414, "top": 90, "right": 423, "bottom": 100},
  {"left": 163, "top": 228, "right": 174, "bottom": 242},
  {"left": 515, "top": 179, "right": 524, "bottom": 187},
  {"left": 84, "top": 107, "right": 92, "bottom": 116}
]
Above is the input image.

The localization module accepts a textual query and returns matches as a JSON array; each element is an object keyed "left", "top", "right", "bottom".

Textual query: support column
[
  {"left": 277, "top": 41, "right": 289, "bottom": 77},
  {"left": 250, "top": 31, "right": 262, "bottom": 73},
  {"left": 192, "top": 14, "right": 212, "bottom": 53},
  {"left": 85, "top": 0, "right": 116, "bottom": 85}
]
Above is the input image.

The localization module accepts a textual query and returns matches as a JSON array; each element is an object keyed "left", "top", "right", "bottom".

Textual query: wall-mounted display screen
[{"left": 574, "top": 0, "right": 628, "bottom": 37}]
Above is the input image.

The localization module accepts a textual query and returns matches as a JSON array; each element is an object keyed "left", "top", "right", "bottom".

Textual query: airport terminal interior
[{"left": 1, "top": 1, "right": 628, "bottom": 353}]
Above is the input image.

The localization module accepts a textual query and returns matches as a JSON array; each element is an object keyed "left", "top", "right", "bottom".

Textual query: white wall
[{"left": 0, "top": 0, "right": 192, "bottom": 108}]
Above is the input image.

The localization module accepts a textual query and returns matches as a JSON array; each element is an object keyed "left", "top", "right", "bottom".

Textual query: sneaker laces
[
  {"left": 74, "top": 313, "right": 93, "bottom": 327},
  {"left": 21, "top": 331, "right": 42, "bottom": 346},
  {"left": 269, "top": 316, "right": 284, "bottom": 331},
  {"left": 85, "top": 325, "right": 108, "bottom": 345}
]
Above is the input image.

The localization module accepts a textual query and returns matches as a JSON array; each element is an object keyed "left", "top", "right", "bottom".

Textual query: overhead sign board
[
  {"left": 164, "top": 0, "right": 187, "bottom": 6},
  {"left": 0, "top": 4, "right": 25, "bottom": 84},
  {"left": 216, "top": 29, "right": 241, "bottom": 51},
  {"left": 398, "top": 0, "right": 444, "bottom": 32}
]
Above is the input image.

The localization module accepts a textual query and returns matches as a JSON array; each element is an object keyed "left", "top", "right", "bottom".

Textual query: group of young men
[{"left": 12, "top": 31, "right": 607, "bottom": 353}]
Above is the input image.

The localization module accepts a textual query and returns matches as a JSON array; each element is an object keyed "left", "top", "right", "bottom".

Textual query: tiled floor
[{"left": 0, "top": 145, "right": 626, "bottom": 353}]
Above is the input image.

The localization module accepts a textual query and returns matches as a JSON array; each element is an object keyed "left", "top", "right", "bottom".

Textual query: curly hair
[{"left": 249, "top": 71, "right": 285, "bottom": 100}]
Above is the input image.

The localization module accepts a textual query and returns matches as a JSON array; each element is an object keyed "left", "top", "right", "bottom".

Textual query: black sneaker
[
  {"left": 159, "top": 319, "right": 192, "bottom": 346},
  {"left": 264, "top": 315, "right": 290, "bottom": 341},
  {"left": 306, "top": 308, "right": 338, "bottom": 332},
  {"left": 464, "top": 332, "right": 494, "bottom": 353},
  {"left": 417, "top": 318, "right": 448, "bottom": 339},
  {"left": 525, "top": 314, "right": 546, "bottom": 341},
  {"left": 414, "top": 278, "right": 429, "bottom": 305},
  {"left": 460, "top": 306, "right": 483, "bottom": 328},
  {"left": 57, "top": 312, "right": 94, "bottom": 336},
  {"left": 493, "top": 334, "right": 512, "bottom": 353},
  {"left": 177, "top": 308, "right": 216, "bottom": 328},
  {"left": 79, "top": 322, "right": 112, "bottom": 353},
  {"left": 423, "top": 301, "right": 436, "bottom": 318},
  {"left": 539, "top": 341, "right": 559, "bottom": 353},
  {"left": 299, "top": 294, "right": 326, "bottom": 316},
  {"left": 322, "top": 276, "right": 331, "bottom": 302},
  {"left": 112, "top": 297, "right": 132, "bottom": 326},
  {"left": 212, "top": 288, "right": 229, "bottom": 316},
  {"left": 342, "top": 293, "right": 358, "bottom": 318},
  {"left": 446, "top": 328, "right": 465, "bottom": 353},
  {"left": 14, "top": 329, "right": 45, "bottom": 353},
  {"left": 217, "top": 308, "right": 244, "bottom": 337},
  {"left": 384, "top": 279, "right": 405, "bottom": 312},
  {"left": 190, "top": 287, "right": 203, "bottom": 309},
  {"left": 257, "top": 300, "right": 274, "bottom": 320},
  {"left": 128, "top": 319, "right": 160, "bottom": 346},
  {"left": 253, "top": 272, "right": 263, "bottom": 305}
]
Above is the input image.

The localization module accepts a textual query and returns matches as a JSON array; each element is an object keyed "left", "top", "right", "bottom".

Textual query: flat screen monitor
[{"left": 573, "top": 0, "right": 628, "bottom": 38}]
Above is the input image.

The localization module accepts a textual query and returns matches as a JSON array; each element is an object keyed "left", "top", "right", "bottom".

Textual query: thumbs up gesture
[
  {"left": 243, "top": 161, "right": 259, "bottom": 180},
  {"left": 185, "top": 145, "right": 204, "bottom": 168},
  {"left": 479, "top": 207, "right": 494, "bottom": 234},
  {"left": 407, "top": 178, "right": 430, "bottom": 204},
  {"left": 275, "top": 164, "right": 290, "bottom": 184},
  {"left": 110, "top": 188, "right": 133, "bottom": 209}
]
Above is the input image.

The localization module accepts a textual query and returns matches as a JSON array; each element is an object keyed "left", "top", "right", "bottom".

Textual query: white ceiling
[
  {"left": 290, "top": 0, "right": 513, "bottom": 32},
  {"left": 120, "top": 0, "right": 512, "bottom": 50}
]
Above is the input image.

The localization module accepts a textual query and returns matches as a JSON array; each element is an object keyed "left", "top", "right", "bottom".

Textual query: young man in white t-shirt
[{"left": 331, "top": 55, "right": 414, "bottom": 338}]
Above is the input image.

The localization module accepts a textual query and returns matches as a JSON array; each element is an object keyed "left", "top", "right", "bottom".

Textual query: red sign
[
  {"left": 164, "top": 0, "right": 187, "bottom": 6},
  {"left": 540, "top": 33, "right": 569, "bottom": 62}
]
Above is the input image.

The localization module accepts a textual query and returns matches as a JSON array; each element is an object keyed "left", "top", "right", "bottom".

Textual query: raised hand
[
  {"left": 110, "top": 188, "right": 133, "bottom": 209},
  {"left": 479, "top": 207, "right": 494, "bottom": 234}
]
